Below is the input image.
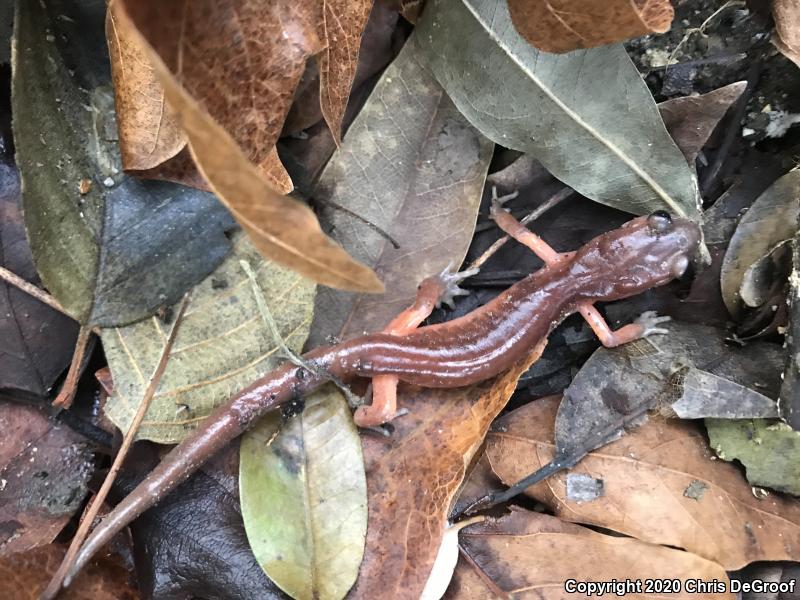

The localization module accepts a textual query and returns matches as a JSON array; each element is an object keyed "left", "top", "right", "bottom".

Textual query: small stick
[
  {"left": 0, "top": 265, "right": 70, "bottom": 317},
  {"left": 467, "top": 187, "right": 573, "bottom": 271},
  {"left": 52, "top": 326, "right": 92, "bottom": 408},
  {"left": 42, "top": 293, "right": 191, "bottom": 600},
  {"left": 666, "top": 1, "right": 745, "bottom": 69},
  {"left": 240, "top": 260, "right": 362, "bottom": 408}
]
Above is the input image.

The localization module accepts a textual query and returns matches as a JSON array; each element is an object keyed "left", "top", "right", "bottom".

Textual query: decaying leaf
[
  {"left": 308, "top": 39, "right": 492, "bottom": 346},
  {"left": 659, "top": 82, "right": 747, "bottom": 165},
  {"left": 486, "top": 396, "right": 800, "bottom": 569},
  {"left": 450, "top": 508, "right": 733, "bottom": 599},
  {"left": 352, "top": 341, "right": 546, "bottom": 599},
  {"left": 102, "top": 233, "right": 315, "bottom": 443},
  {"left": 240, "top": 388, "right": 366, "bottom": 600},
  {"left": 415, "top": 0, "right": 699, "bottom": 219},
  {"left": 707, "top": 419, "right": 800, "bottom": 496},
  {"left": 773, "top": 0, "right": 800, "bottom": 67},
  {"left": 118, "top": 444, "right": 283, "bottom": 599},
  {"left": 554, "top": 323, "right": 783, "bottom": 455},
  {"left": 110, "top": 1, "right": 383, "bottom": 294},
  {"left": 0, "top": 543, "right": 139, "bottom": 600},
  {"left": 721, "top": 168, "right": 800, "bottom": 317},
  {"left": 508, "top": 0, "right": 674, "bottom": 54},
  {"left": 0, "top": 402, "right": 94, "bottom": 556},
  {"left": 12, "top": 0, "right": 236, "bottom": 327},
  {"left": 0, "top": 160, "right": 78, "bottom": 398}
]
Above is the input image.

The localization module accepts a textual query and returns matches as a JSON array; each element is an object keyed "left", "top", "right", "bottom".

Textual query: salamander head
[{"left": 572, "top": 211, "right": 702, "bottom": 301}]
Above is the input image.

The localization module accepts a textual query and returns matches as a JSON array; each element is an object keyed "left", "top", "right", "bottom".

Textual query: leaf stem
[{"left": 52, "top": 326, "right": 92, "bottom": 409}]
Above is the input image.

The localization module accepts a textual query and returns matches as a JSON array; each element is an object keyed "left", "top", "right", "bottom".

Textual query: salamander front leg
[
  {"left": 353, "top": 264, "right": 478, "bottom": 427},
  {"left": 579, "top": 305, "right": 671, "bottom": 348}
]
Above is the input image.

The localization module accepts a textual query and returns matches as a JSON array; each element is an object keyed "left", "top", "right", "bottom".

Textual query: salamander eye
[{"left": 647, "top": 210, "right": 672, "bottom": 233}]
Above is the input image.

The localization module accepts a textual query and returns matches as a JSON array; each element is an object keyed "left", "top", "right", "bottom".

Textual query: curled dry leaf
[
  {"left": 240, "top": 388, "right": 366, "bottom": 600},
  {"left": 0, "top": 160, "right": 78, "bottom": 398},
  {"left": 450, "top": 508, "right": 733, "bottom": 599},
  {"left": 486, "top": 395, "right": 800, "bottom": 569},
  {"left": 773, "top": 0, "right": 800, "bottom": 67},
  {"left": 721, "top": 168, "right": 800, "bottom": 317},
  {"left": 415, "top": 0, "right": 699, "bottom": 219},
  {"left": 102, "top": 233, "right": 315, "bottom": 443},
  {"left": 111, "top": 1, "right": 383, "bottom": 293},
  {"left": 0, "top": 543, "right": 139, "bottom": 600},
  {"left": 508, "top": 0, "right": 674, "bottom": 54},
  {"left": 308, "top": 39, "right": 492, "bottom": 346},
  {"left": 0, "top": 402, "right": 94, "bottom": 556},
  {"left": 351, "top": 340, "right": 546, "bottom": 599}
]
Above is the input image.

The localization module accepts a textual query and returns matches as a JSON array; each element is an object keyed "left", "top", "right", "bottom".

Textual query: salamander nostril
[{"left": 647, "top": 210, "right": 672, "bottom": 232}]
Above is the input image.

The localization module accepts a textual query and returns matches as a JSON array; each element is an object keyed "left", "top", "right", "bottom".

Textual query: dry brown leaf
[
  {"left": 351, "top": 341, "right": 547, "bottom": 599},
  {"left": 508, "top": 0, "right": 674, "bottom": 54},
  {"left": 0, "top": 544, "right": 139, "bottom": 600},
  {"left": 450, "top": 508, "right": 733, "bottom": 599},
  {"left": 110, "top": 2, "right": 383, "bottom": 293},
  {"left": 773, "top": 0, "right": 800, "bottom": 67},
  {"left": 486, "top": 396, "right": 800, "bottom": 570},
  {"left": 105, "top": 8, "right": 185, "bottom": 172},
  {"left": 318, "top": 0, "right": 373, "bottom": 144}
]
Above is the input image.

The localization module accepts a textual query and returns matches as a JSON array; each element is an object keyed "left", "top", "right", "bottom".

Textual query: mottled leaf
[
  {"left": 415, "top": 0, "right": 699, "bottom": 218},
  {"left": 508, "top": 0, "right": 673, "bottom": 53},
  {"left": 487, "top": 396, "right": 800, "bottom": 569},
  {"left": 308, "top": 39, "right": 492, "bottom": 346},
  {"left": 721, "top": 168, "right": 800, "bottom": 316},
  {"left": 102, "top": 233, "right": 315, "bottom": 443},
  {"left": 240, "top": 388, "right": 366, "bottom": 600},
  {"left": 12, "top": 0, "right": 236, "bottom": 327},
  {"left": 707, "top": 419, "right": 800, "bottom": 496},
  {"left": 450, "top": 508, "right": 732, "bottom": 599},
  {"left": 110, "top": 1, "right": 383, "bottom": 294},
  {"left": 0, "top": 160, "right": 78, "bottom": 398},
  {"left": 0, "top": 402, "right": 94, "bottom": 556}
]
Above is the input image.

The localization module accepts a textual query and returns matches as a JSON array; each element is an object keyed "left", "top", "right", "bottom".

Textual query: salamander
[{"left": 62, "top": 209, "right": 701, "bottom": 586}]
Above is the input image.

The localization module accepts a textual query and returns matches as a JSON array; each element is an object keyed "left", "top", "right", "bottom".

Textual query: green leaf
[
  {"left": 308, "top": 39, "right": 492, "bottom": 347},
  {"left": 240, "top": 387, "right": 367, "bottom": 600},
  {"left": 12, "top": 0, "right": 235, "bottom": 327},
  {"left": 414, "top": 0, "right": 699, "bottom": 218},
  {"left": 706, "top": 419, "right": 800, "bottom": 496},
  {"left": 101, "top": 232, "right": 315, "bottom": 443}
]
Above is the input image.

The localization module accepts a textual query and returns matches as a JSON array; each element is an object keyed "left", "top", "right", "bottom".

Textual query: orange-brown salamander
[{"left": 64, "top": 209, "right": 701, "bottom": 586}]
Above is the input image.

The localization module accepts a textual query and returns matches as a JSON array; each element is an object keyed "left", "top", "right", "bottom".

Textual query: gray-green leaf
[
  {"left": 707, "top": 419, "right": 800, "bottom": 496},
  {"left": 414, "top": 0, "right": 699, "bottom": 218},
  {"left": 12, "top": 0, "right": 235, "bottom": 327},
  {"left": 240, "top": 387, "right": 367, "bottom": 600},
  {"left": 102, "top": 233, "right": 315, "bottom": 443}
]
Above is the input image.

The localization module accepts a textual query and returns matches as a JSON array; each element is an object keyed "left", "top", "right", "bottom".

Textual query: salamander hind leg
[{"left": 353, "top": 264, "right": 478, "bottom": 428}]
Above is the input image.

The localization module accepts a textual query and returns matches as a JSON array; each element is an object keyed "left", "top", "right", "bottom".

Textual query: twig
[
  {"left": 467, "top": 187, "right": 573, "bottom": 271},
  {"left": 318, "top": 199, "right": 401, "bottom": 249},
  {"left": 240, "top": 260, "right": 362, "bottom": 408},
  {"left": 42, "top": 293, "right": 191, "bottom": 599},
  {"left": 52, "top": 326, "right": 92, "bottom": 409},
  {"left": 0, "top": 265, "right": 70, "bottom": 317}
]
